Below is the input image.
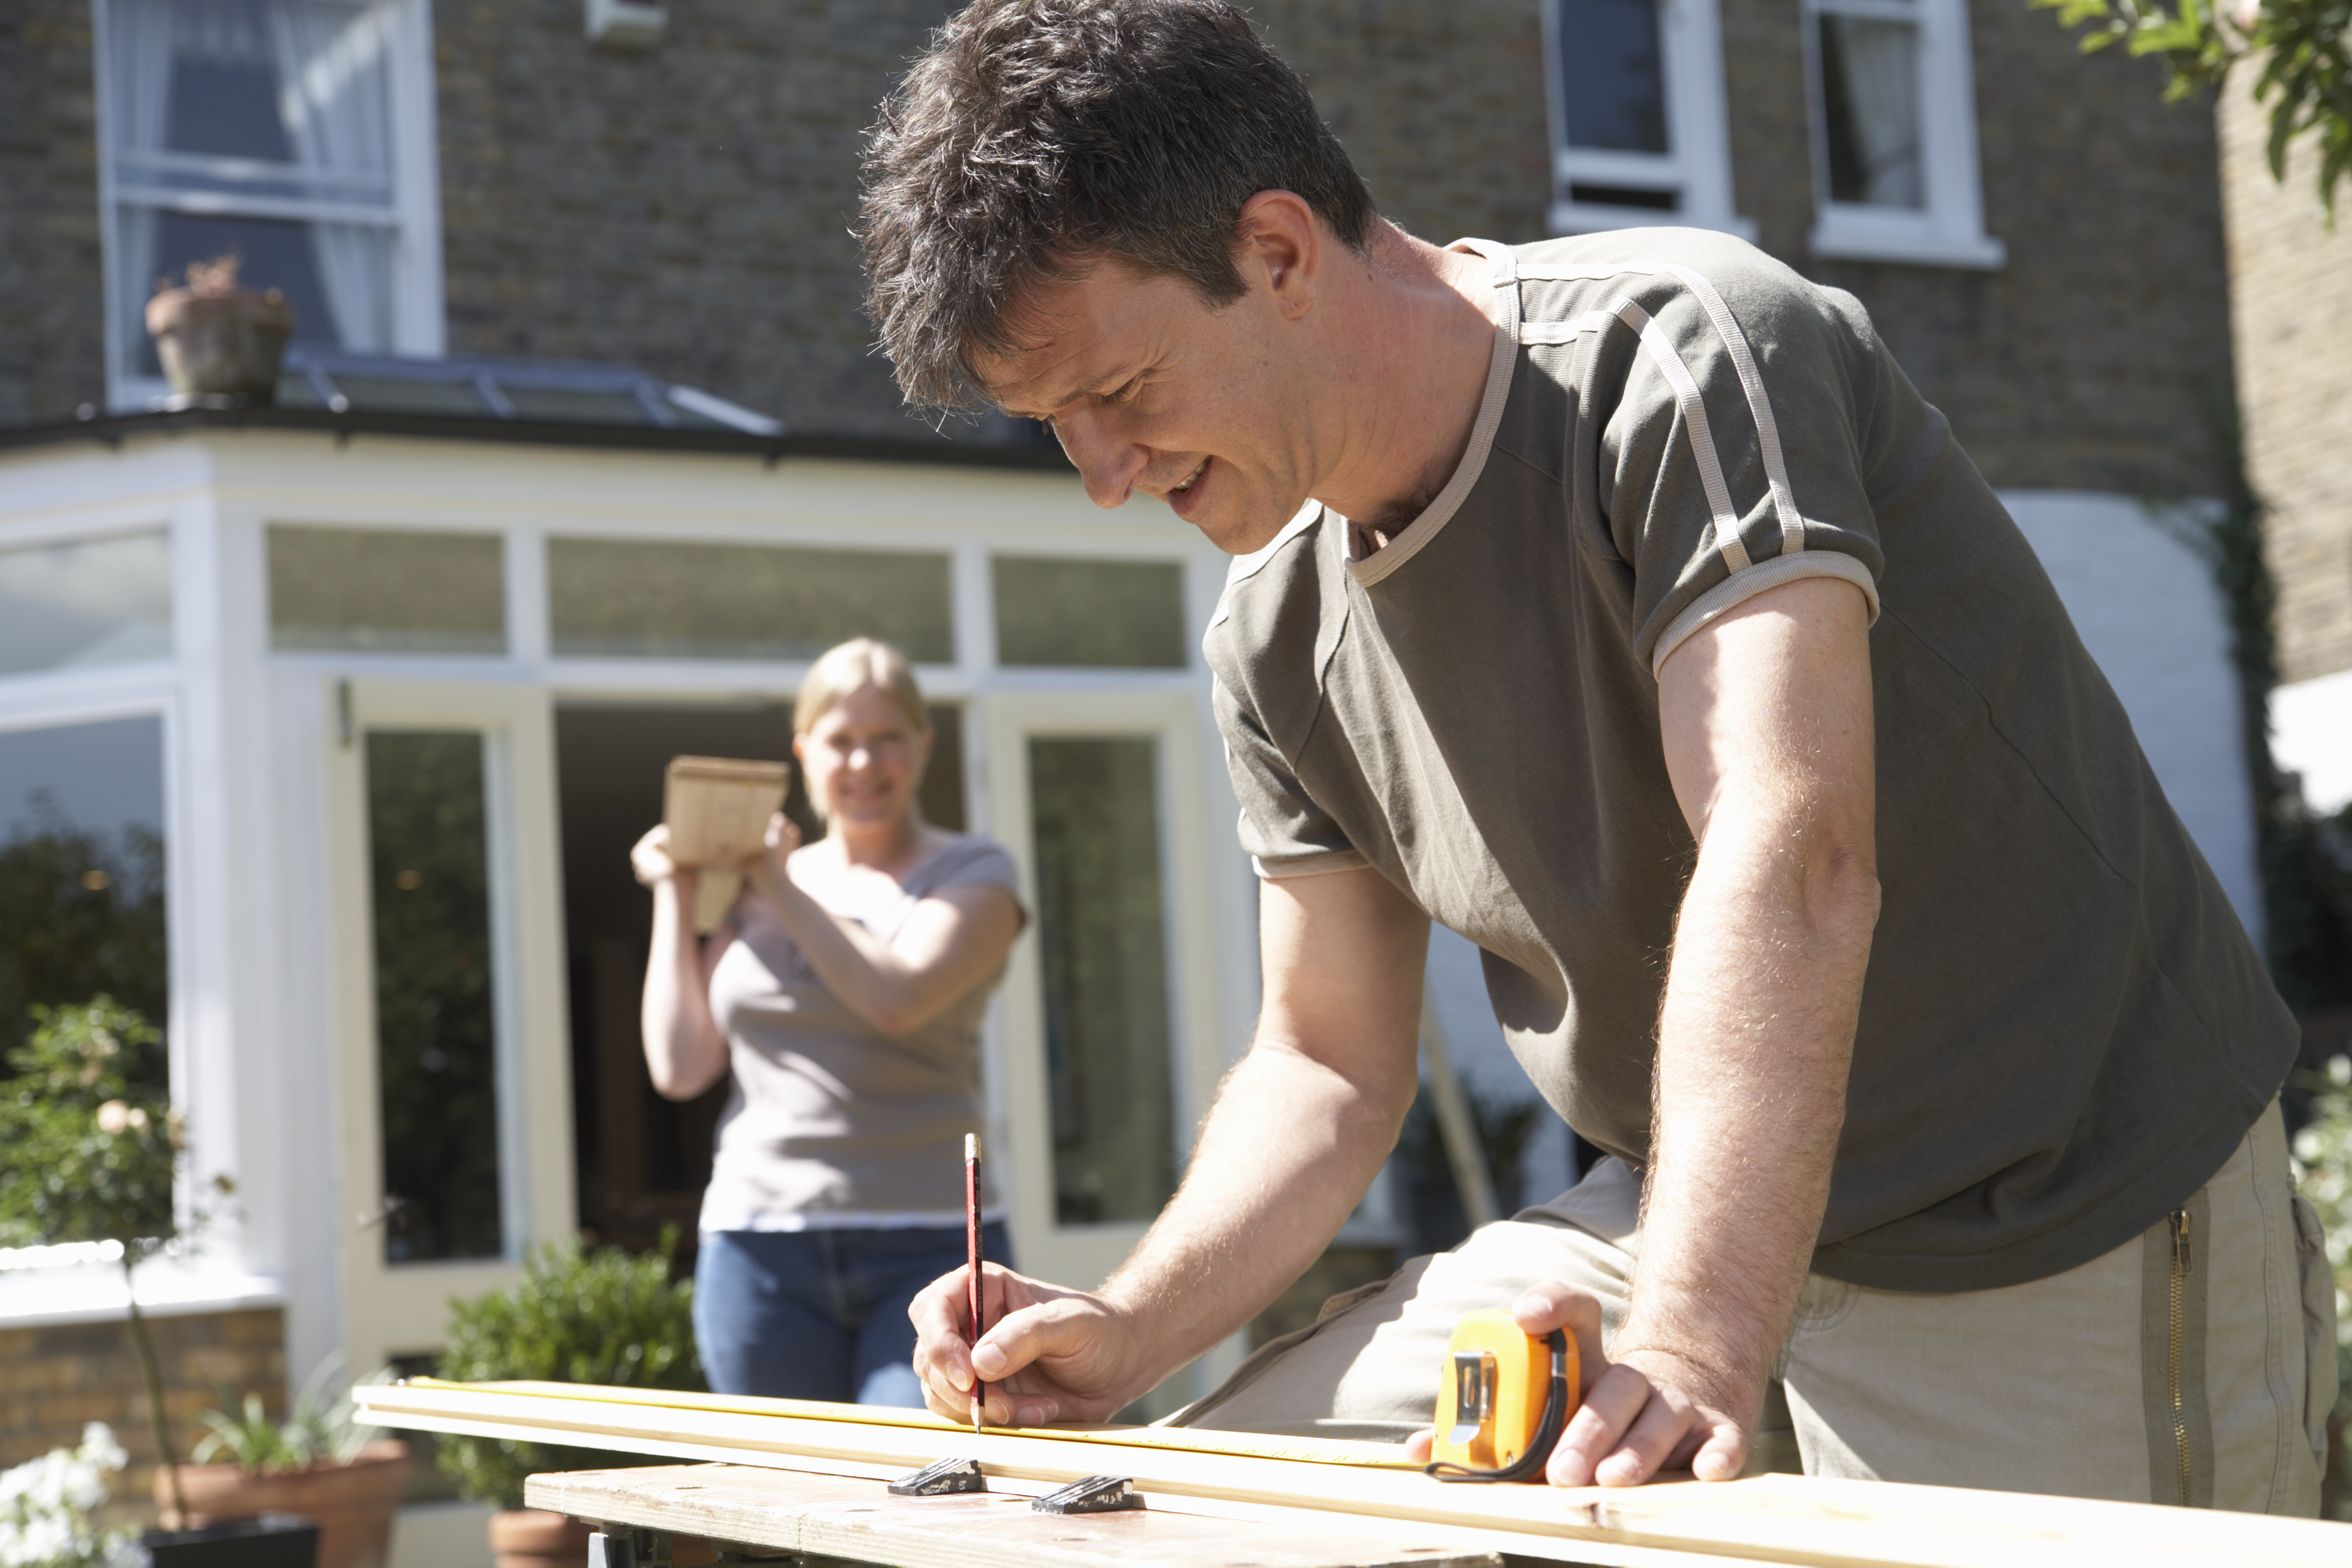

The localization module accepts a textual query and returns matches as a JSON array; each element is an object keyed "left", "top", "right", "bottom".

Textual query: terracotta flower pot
[
  {"left": 143, "top": 258, "right": 293, "bottom": 401},
  {"left": 487, "top": 1508, "right": 593, "bottom": 1568},
  {"left": 155, "top": 1438, "right": 411, "bottom": 1568}
]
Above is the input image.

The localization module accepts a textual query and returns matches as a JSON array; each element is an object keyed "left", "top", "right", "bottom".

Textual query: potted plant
[
  {"left": 157, "top": 1361, "right": 410, "bottom": 1568},
  {"left": 142, "top": 253, "right": 293, "bottom": 403},
  {"left": 0, "top": 999, "right": 306, "bottom": 1566},
  {"left": 435, "top": 1231, "right": 702, "bottom": 1568}
]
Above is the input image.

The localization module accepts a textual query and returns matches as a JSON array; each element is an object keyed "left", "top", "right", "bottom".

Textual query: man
[{"left": 860, "top": 0, "right": 2332, "bottom": 1509}]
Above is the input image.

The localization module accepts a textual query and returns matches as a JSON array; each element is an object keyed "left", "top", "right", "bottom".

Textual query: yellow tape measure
[{"left": 1426, "top": 1310, "right": 1577, "bottom": 1482}]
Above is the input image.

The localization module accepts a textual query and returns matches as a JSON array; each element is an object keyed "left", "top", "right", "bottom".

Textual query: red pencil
[{"left": 965, "top": 1131, "right": 985, "bottom": 1433}]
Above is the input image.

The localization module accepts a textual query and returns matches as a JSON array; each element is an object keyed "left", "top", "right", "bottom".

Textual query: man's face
[{"left": 973, "top": 258, "right": 1318, "bottom": 556}]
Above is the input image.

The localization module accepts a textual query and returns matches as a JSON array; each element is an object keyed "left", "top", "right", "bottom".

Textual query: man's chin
[{"left": 1187, "top": 501, "right": 1301, "bottom": 558}]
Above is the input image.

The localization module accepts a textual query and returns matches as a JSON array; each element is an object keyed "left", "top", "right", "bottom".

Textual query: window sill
[
  {"left": 0, "top": 1252, "right": 284, "bottom": 1329},
  {"left": 1808, "top": 213, "right": 2007, "bottom": 271},
  {"left": 1550, "top": 201, "right": 1759, "bottom": 244}
]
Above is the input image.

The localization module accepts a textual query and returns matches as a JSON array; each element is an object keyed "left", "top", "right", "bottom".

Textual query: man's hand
[
  {"left": 909, "top": 1262, "right": 1146, "bottom": 1427},
  {"left": 1401, "top": 1281, "right": 1748, "bottom": 1486}
]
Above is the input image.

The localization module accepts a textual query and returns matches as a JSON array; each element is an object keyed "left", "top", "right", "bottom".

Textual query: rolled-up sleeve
[{"left": 1212, "top": 675, "right": 1364, "bottom": 880}]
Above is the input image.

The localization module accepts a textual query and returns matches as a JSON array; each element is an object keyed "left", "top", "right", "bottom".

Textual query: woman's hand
[
  {"left": 631, "top": 824, "right": 693, "bottom": 889},
  {"left": 742, "top": 812, "right": 804, "bottom": 905}
]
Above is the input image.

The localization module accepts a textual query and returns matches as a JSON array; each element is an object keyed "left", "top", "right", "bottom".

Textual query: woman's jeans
[{"left": 693, "top": 1223, "right": 1011, "bottom": 1406}]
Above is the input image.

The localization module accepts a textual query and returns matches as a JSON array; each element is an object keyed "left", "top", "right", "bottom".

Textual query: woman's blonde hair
[{"left": 794, "top": 637, "right": 930, "bottom": 737}]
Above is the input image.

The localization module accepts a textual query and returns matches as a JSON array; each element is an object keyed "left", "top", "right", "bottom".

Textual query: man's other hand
[
  {"left": 908, "top": 1262, "right": 1141, "bottom": 1427},
  {"left": 1401, "top": 1280, "right": 1750, "bottom": 1487}
]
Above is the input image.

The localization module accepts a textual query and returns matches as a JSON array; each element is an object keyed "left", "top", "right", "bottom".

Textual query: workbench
[{"left": 526, "top": 1462, "right": 1506, "bottom": 1568}]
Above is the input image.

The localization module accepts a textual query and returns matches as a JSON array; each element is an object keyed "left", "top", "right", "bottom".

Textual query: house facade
[{"left": 0, "top": 1, "right": 2262, "bottom": 1557}]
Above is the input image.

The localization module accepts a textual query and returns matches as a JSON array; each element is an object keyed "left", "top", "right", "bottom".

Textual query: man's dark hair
[{"left": 860, "top": 0, "right": 1377, "bottom": 412}]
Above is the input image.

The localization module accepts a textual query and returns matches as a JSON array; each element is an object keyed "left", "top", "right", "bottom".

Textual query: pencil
[{"left": 965, "top": 1131, "right": 985, "bottom": 1433}]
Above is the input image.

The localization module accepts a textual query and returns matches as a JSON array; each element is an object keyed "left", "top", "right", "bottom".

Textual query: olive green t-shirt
[{"left": 1203, "top": 229, "right": 2295, "bottom": 1292}]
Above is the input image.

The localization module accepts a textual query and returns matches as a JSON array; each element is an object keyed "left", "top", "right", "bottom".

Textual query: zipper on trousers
[{"left": 2167, "top": 1207, "right": 2193, "bottom": 1506}]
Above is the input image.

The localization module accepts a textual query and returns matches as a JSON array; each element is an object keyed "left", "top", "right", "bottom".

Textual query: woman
[{"left": 631, "top": 638, "right": 1023, "bottom": 1403}]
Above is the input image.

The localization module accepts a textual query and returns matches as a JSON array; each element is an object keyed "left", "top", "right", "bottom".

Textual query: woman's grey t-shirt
[
  {"left": 1204, "top": 229, "right": 2296, "bottom": 1293},
  {"left": 700, "top": 834, "right": 1021, "bottom": 1232}
]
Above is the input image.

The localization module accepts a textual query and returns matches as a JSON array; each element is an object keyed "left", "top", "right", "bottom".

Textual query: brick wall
[
  {"left": 0, "top": 1306, "right": 287, "bottom": 1525},
  {"left": 1722, "top": 0, "right": 2235, "bottom": 498},
  {"left": 0, "top": 0, "right": 2241, "bottom": 493},
  {"left": 2219, "top": 71, "right": 2352, "bottom": 685},
  {"left": 0, "top": 0, "right": 106, "bottom": 423}
]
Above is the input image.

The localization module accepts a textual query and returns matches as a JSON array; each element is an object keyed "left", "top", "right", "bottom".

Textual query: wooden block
[
  {"left": 528, "top": 1464, "right": 1504, "bottom": 1568},
  {"left": 662, "top": 756, "right": 790, "bottom": 932}
]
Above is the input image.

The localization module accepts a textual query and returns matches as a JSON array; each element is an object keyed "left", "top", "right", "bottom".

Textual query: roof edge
[{"left": 0, "top": 405, "right": 1076, "bottom": 472}]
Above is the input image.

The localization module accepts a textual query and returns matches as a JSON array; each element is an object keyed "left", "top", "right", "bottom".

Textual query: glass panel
[
  {"left": 0, "top": 717, "right": 170, "bottom": 1077},
  {"left": 163, "top": 6, "right": 293, "bottom": 162},
  {"left": 1029, "top": 736, "right": 1175, "bottom": 1225},
  {"left": 268, "top": 525, "right": 507, "bottom": 654},
  {"left": 0, "top": 533, "right": 173, "bottom": 676},
  {"left": 1568, "top": 183, "right": 1678, "bottom": 211},
  {"left": 1556, "top": 0, "right": 1671, "bottom": 154},
  {"left": 549, "top": 538, "right": 955, "bottom": 663},
  {"left": 367, "top": 729, "right": 502, "bottom": 1263},
  {"left": 326, "top": 375, "right": 490, "bottom": 417},
  {"left": 993, "top": 558, "right": 1187, "bottom": 670},
  {"left": 501, "top": 386, "right": 650, "bottom": 426},
  {"left": 1819, "top": 14, "right": 1925, "bottom": 208}
]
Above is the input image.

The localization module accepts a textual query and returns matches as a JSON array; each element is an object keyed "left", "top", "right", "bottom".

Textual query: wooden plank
[
  {"left": 357, "top": 1381, "right": 2352, "bottom": 1568},
  {"left": 402, "top": 1380, "right": 1416, "bottom": 1468},
  {"left": 527, "top": 1464, "right": 1505, "bottom": 1568},
  {"left": 662, "top": 755, "right": 789, "bottom": 931}
]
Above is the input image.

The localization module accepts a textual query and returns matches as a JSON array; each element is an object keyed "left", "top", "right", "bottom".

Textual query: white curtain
[
  {"left": 269, "top": 0, "right": 397, "bottom": 349},
  {"left": 106, "top": 0, "right": 178, "bottom": 373},
  {"left": 1830, "top": 15, "right": 1924, "bottom": 208}
]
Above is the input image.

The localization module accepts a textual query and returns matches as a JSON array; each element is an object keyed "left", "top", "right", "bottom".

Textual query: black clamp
[
  {"left": 1030, "top": 1474, "right": 1143, "bottom": 1515},
  {"left": 887, "top": 1456, "right": 988, "bottom": 1496}
]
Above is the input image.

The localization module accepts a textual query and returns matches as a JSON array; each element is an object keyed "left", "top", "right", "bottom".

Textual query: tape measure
[{"left": 1424, "top": 1309, "right": 1577, "bottom": 1483}]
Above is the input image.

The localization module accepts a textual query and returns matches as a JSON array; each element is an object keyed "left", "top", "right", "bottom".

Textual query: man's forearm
[
  {"left": 1097, "top": 1036, "right": 1411, "bottom": 1398},
  {"left": 1615, "top": 828, "right": 1877, "bottom": 1412}
]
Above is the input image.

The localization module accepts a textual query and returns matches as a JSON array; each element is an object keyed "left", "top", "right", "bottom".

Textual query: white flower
[{"left": 95, "top": 1102, "right": 130, "bottom": 1135}]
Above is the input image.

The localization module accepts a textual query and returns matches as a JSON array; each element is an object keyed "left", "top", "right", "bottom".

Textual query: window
[
  {"left": 1028, "top": 736, "right": 1177, "bottom": 1225},
  {"left": 96, "top": 0, "right": 443, "bottom": 407},
  {"left": 268, "top": 525, "right": 505, "bottom": 654},
  {"left": 993, "top": 558, "right": 1188, "bottom": 670},
  {"left": 0, "top": 532, "right": 173, "bottom": 677},
  {"left": 1543, "top": 0, "right": 1748, "bottom": 236},
  {"left": 547, "top": 538, "right": 955, "bottom": 663},
  {"left": 0, "top": 717, "right": 170, "bottom": 1076},
  {"left": 1803, "top": 0, "right": 2004, "bottom": 267},
  {"left": 364, "top": 729, "right": 501, "bottom": 1263}
]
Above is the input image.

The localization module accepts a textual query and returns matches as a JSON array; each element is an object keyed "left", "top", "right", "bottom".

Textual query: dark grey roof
[
  {"left": 273, "top": 346, "right": 786, "bottom": 434},
  {"left": 0, "top": 350, "right": 1072, "bottom": 471}
]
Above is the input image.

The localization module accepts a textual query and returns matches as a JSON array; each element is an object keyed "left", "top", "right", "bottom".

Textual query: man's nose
[{"left": 1052, "top": 410, "right": 1147, "bottom": 509}]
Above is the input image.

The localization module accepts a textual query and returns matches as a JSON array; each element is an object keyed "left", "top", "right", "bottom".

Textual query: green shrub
[
  {"left": 434, "top": 1231, "right": 702, "bottom": 1509},
  {"left": 2290, "top": 1054, "right": 2352, "bottom": 1494},
  {"left": 0, "top": 998, "right": 178, "bottom": 1255}
]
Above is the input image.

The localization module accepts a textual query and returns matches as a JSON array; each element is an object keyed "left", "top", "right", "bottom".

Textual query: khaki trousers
[{"left": 1171, "top": 1102, "right": 2336, "bottom": 1514}]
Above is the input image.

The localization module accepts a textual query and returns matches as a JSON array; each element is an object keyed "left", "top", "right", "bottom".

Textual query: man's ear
[{"left": 1236, "top": 190, "right": 1322, "bottom": 320}]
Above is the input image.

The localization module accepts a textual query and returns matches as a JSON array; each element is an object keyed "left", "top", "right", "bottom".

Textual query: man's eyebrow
[{"left": 1000, "top": 367, "right": 1136, "bottom": 420}]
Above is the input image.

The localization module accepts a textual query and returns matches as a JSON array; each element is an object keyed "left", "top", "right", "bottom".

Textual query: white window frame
[
  {"left": 92, "top": 0, "right": 447, "bottom": 412},
  {"left": 1542, "top": 0, "right": 1753, "bottom": 239},
  {"left": 1801, "top": 0, "right": 2005, "bottom": 268}
]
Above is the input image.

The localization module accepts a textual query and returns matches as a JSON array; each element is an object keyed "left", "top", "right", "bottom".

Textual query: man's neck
[{"left": 1310, "top": 225, "right": 1499, "bottom": 543}]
